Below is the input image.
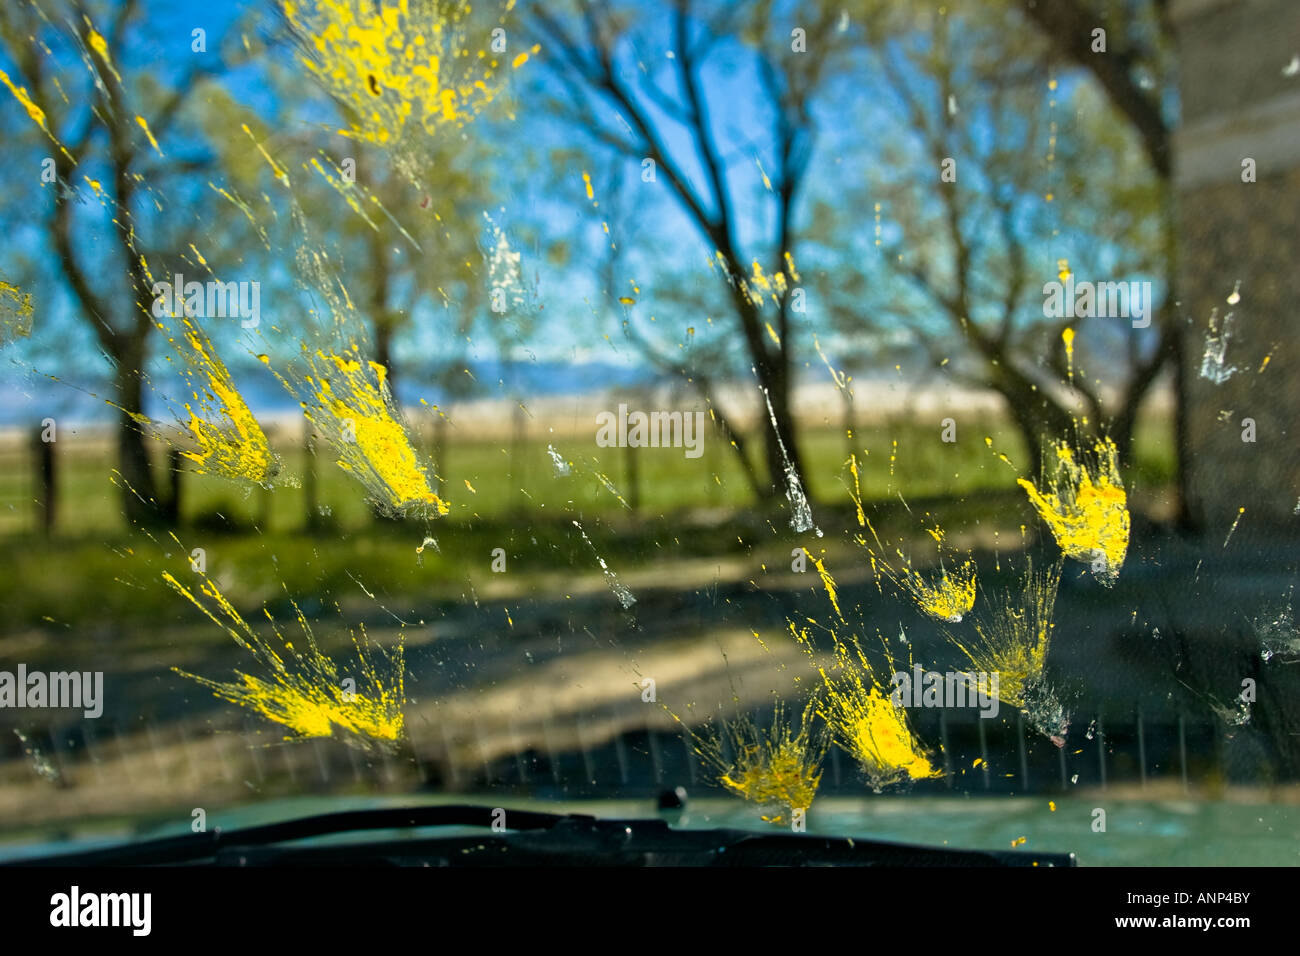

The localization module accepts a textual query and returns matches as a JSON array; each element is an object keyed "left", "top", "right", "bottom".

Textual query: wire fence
[{"left": 0, "top": 704, "right": 1233, "bottom": 810}]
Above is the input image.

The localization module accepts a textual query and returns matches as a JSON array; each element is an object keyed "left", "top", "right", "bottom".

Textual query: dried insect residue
[
  {"left": 161, "top": 319, "right": 280, "bottom": 486},
  {"left": 847, "top": 463, "right": 978, "bottom": 623},
  {"left": 806, "top": 550, "right": 844, "bottom": 620},
  {"left": 1253, "top": 593, "right": 1300, "bottom": 662},
  {"left": 949, "top": 560, "right": 1069, "bottom": 744},
  {"left": 761, "top": 384, "right": 819, "bottom": 536},
  {"left": 0, "top": 66, "right": 73, "bottom": 163},
  {"left": 483, "top": 212, "right": 531, "bottom": 313},
  {"left": 791, "top": 623, "right": 940, "bottom": 790},
  {"left": 288, "top": 345, "right": 448, "bottom": 518},
  {"left": 0, "top": 279, "right": 33, "bottom": 345},
  {"left": 546, "top": 442, "right": 630, "bottom": 510},
  {"left": 1017, "top": 436, "right": 1129, "bottom": 584},
  {"left": 12, "top": 729, "right": 62, "bottom": 785},
  {"left": 164, "top": 571, "right": 405, "bottom": 749},
  {"left": 896, "top": 559, "right": 978, "bottom": 624},
  {"left": 722, "top": 252, "right": 801, "bottom": 310},
  {"left": 572, "top": 519, "right": 636, "bottom": 609},
  {"left": 681, "top": 698, "right": 825, "bottom": 825},
  {"left": 1200, "top": 307, "right": 1238, "bottom": 384}
]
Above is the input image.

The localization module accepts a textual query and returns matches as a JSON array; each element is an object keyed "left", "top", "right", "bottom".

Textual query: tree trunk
[
  {"left": 112, "top": 357, "right": 164, "bottom": 526},
  {"left": 990, "top": 368, "right": 1079, "bottom": 476},
  {"left": 373, "top": 320, "right": 395, "bottom": 387},
  {"left": 753, "top": 349, "right": 808, "bottom": 505}
]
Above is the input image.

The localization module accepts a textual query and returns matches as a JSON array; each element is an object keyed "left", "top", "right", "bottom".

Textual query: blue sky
[{"left": 0, "top": 0, "right": 1163, "bottom": 424}]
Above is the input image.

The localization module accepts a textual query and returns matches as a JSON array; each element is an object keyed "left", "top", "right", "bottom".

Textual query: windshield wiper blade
[
  {"left": 8, "top": 804, "right": 1076, "bottom": 867},
  {"left": 7, "top": 805, "right": 575, "bottom": 867}
]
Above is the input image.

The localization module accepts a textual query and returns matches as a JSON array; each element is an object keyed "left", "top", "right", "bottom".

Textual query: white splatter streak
[
  {"left": 572, "top": 519, "right": 636, "bottom": 609},
  {"left": 1199, "top": 308, "right": 1238, "bottom": 385},
  {"left": 483, "top": 212, "right": 529, "bottom": 313},
  {"left": 760, "top": 385, "right": 821, "bottom": 537},
  {"left": 546, "top": 444, "right": 571, "bottom": 476},
  {"left": 13, "top": 729, "right": 61, "bottom": 784}
]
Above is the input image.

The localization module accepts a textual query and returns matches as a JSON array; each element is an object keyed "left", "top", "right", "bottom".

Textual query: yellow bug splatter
[
  {"left": 790, "top": 623, "right": 941, "bottom": 790},
  {"left": 678, "top": 698, "right": 825, "bottom": 826},
  {"left": 281, "top": 0, "right": 534, "bottom": 160},
  {"left": 164, "top": 319, "right": 281, "bottom": 486},
  {"left": 1017, "top": 436, "right": 1130, "bottom": 584},
  {"left": 165, "top": 570, "right": 405, "bottom": 749},
  {"left": 0, "top": 279, "right": 34, "bottom": 345},
  {"left": 292, "top": 345, "right": 449, "bottom": 518},
  {"left": 949, "top": 560, "right": 1069, "bottom": 744},
  {"left": 896, "top": 559, "right": 978, "bottom": 624}
]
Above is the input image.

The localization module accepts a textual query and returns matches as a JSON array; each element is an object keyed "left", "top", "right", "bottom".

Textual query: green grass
[
  {"left": 0, "top": 414, "right": 1177, "bottom": 632},
  {"left": 0, "top": 419, "right": 1042, "bottom": 532}
]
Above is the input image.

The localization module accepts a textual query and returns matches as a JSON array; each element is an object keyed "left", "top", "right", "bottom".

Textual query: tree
[
  {"left": 844, "top": 1, "right": 1167, "bottom": 472},
  {"left": 523, "top": 0, "right": 852, "bottom": 503},
  {"left": 0, "top": 0, "right": 238, "bottom": 524},
  {"left": 1014, "top": 0, "right": 1190, "bottom": 524}
]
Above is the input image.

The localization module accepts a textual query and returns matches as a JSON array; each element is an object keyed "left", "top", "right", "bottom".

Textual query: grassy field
[
  {"left": 0, "top": 413, "right": 1176, "bottom": 533},
  {"left": 0, "top": 413, "right": 1176, "bottom": 631}
]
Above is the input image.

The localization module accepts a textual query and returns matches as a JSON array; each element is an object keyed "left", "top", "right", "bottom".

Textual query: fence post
[
  {"left": 938, "top": 709, "right": 952, "bottom": 788},
  {"left": 1017, "top": 711, "right": 1029, "bottom": 791},
  {"left": 1178, "top": 713, "right": 1189, "bottom": 792},
  {"left": 432, "top": 411, "right": 447, "bottom": 498},
  {"left": 976, "top": 717, "right": 990, "bottom": 790},
  {"left": 32, "top": 423, "right": 55, "bottom": 536},
  {"left": 1137, "top": 708, "right": 1147, "bottom": 789},
  {"left": 257, "top": 427, "right": 273, "bottom": 529},
  {"left": 1097, "top": 714, "right": 1107, "bottom": 790},
  {"left": 302, "top": 417, "right": 318, "bottom": 531},
  {"left": 167, "top": 448, "right": 183, "bottom": 524}
]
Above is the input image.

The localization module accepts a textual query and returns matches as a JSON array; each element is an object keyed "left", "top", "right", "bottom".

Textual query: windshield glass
[{"left": 0, "top": 0, "right": 1296, "bottom": 876}]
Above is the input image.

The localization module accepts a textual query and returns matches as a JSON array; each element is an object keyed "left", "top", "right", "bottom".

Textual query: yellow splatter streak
[
  {"left": 724, "top": 253, "right": 800, "bottom": 309},
  {"left": 241, "top": 122, "right": 290, "bottom": 187},
  {"left": 85, "top": 27, "right": 124, "bottom": 87},
  {"left": 849, "top": 481, "right": 978, "bottom": 623},
  {"left": 1017, "top": 436, "right": 1129, "bottom": 583},
  {"left": 282, "top": 0, "right": 534, "bottom": 154},
  {"left": 806, "top": 550, "right": 843, "bottom": 619},
  {"left": 846, "top": 453, "right": 867, "bottom": 527},
  {"left": 819, "top": 668, "right": 939, "bottom": 789},
  {"left": 0, "top": 68, "right": 73, "bottom": 162},
  {"left": 164, "top": 570, "right": 405, "bottom": 749},
  {"left": 791, "top": 624, "right": 940, "bottom": 790},
  {"left": 896, "top": 560, "right": 977, "bottom": 624},
  {"left": 949, "top": 560, "right": 1069, "bottom": 743},
  {"left": 293, "top": 345, "right": 448, "bottom": 517},
  {"left": 678, "top": 698, "right": 825, "bottom": 825},
  {"left": 163, "top": 319, "right": 280, "bottom": 485},
  {"left": 135, "top": 115, "right": 163, "bottom": 157}
]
